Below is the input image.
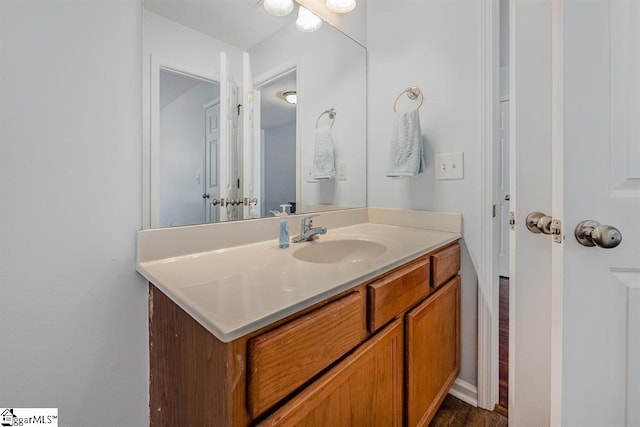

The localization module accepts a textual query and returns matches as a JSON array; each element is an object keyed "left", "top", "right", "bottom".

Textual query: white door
[
  {"left": 242, "top": 52, "right": 258, "bottom": 219},
  {"left": 512, "top": 0, "right": 640, "bottom": 426},
  {"left": 557, "top": 0, "right": 640, "bottom": 425},
  {"left": 510, "top": 0, "right": 554, "bottom": 425},
  {"left": 220, "top": 52, "right": 241, "bottom": 221},
  {"left": 205, "top": 101, "right": 220, "bottom": 223}
]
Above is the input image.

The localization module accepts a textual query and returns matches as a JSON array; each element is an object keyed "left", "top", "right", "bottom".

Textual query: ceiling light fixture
[
  {"left": 296, "top": 6, "right": 323, "bottom": 32},
  {"left": 263, "top": 0, "right": 294, "bottom": 16},
  {"left": 326, "top": 0, "right": 356, "bottom": 14},
  {"left": 277, "top": 90, "right": 297, "bottom": 105}
]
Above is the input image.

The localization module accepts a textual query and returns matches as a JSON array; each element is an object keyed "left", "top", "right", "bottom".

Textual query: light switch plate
[{"left": 435, "top": 152, "right": 464, "bottom": 180}]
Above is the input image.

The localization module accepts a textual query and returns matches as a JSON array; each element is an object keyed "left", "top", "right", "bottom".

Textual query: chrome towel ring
[
  {"left": 393, "top": 86, "right": 424, "bottom": 112},
  {"left": 316, "top": 108, "right": 336, "bottom": 129}
]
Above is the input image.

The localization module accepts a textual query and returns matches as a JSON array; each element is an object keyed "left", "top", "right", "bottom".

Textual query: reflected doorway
[
  {"left": 158, "top": 68, "right": 220, "bottom": 227},
  {"left": 255, "top": 69, "right": 297, "bottom": 217}
]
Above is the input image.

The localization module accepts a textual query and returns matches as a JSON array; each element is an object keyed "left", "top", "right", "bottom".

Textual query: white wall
[
  {"left": 263, "top": 122, "right": 297, "bottom": 214},
  {"left": 159, "top": 81, "right": 218, "bottom": 227},
  {"left": 367, "top": 0, "right": 481, "bottom": 387},
  {"left": 0, "top": 1, "right": 147, "bottom": 426},
  {"left": 249, "top": 21, "right": 367, "bottom": 213}
]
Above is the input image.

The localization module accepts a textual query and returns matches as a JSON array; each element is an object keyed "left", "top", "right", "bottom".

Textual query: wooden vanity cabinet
[
  {"left": 149, "top": 240, "right": 461, "bottom": 427},
  {"left": 406, "top": 276, "right": 461, "bottom": 427}
]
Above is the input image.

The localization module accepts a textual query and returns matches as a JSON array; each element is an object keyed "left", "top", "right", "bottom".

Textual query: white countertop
[{"left": 137, "top": 208, "right": 461, "bottom": 342}]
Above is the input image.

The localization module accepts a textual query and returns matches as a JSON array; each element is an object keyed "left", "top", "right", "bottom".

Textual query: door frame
[
  {"left": 477, "top": 0, "right": 565, "bottom": 421},
  {"left": 477, "top": 0, "right": 501, "bottom": 411},
  {"left": 253, "top": 62, "right": 299, "bottom": 214}
]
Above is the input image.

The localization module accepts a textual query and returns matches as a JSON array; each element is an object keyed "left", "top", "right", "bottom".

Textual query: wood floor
[
  {"left": 428, "top": 277, "right": 510, "bottom": 426},
  {"left": 429, "top": 395, "right": 508, "bottom": 427},
  {"left": 497, "top": 276, "right": 509, "bottom": 413}
]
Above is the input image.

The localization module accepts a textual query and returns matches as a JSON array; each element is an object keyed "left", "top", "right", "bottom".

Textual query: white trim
[
  {"left": 449, "top": 378, "right": 479, "bottom": 407},
  {"left": 477, "top": 0, "right": 501, "bottom": 411},
  {"left": 254, "top": 62, "right": 297, "bottom": 89}
]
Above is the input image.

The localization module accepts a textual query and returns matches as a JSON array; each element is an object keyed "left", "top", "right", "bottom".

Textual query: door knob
[
  {"left": 574, "top": 220, "right": 622, "bottom": 248},
  {"left": 526, "top": 211, "right": 553, "bottom": 234}
]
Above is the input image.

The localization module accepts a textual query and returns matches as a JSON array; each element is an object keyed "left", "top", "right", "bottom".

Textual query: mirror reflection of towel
[
  {"left": 312, "top": 127, "right": 336, "bottom": 179},
  {"left": 386, "top": 108, "right": 424, "bottom": 177}
]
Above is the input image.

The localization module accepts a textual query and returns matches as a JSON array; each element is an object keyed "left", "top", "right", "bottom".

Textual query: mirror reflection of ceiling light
[
  {"left": 296, "top": 6, "right": 323, "bottom": 32},
  {"left": 277, "top": 90, "right": 297, "bottom": 105},
  {"left": 282, "top": 91, "right": 297, "bottom": 104},
  {"left": 326, "top": 0, "right": 356, "bottom": 13},
  {"left": 263, "top": 0, "right": 294, "bottom": 16}
]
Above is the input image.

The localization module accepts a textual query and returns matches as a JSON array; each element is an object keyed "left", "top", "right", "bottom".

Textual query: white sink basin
[{"left": 292, "top": 239, "right": 387, "bottom": 264}]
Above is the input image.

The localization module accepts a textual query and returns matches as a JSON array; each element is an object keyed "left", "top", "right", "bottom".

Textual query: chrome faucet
[{"left": 292, "top": 215, "right": 327, "bottom": 243}]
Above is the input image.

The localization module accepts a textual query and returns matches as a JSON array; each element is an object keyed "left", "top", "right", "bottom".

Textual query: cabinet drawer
[
  {"left": 259, "top": 318, "right": 404, "bottom": 427},
  {"left": 247, "top": 291, "right": 366, "bottom": 418},
  {"left": 431, "top": 243, "right": 460, "bottom": 289},
  {"left": 368, "top": 256, "right": 430, "bottom": 332}
]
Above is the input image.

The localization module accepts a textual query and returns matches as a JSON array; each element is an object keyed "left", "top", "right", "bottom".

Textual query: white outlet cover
[
  {"left": 435, "top": 152, "right": 464, "bottom": 180},
  {"left": 337, "top": 163, "right": 347, "bottom": 180}
]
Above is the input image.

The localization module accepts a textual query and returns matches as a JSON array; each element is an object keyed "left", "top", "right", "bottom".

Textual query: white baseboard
[{"left": 448, "top": 378, "right": 478, "bottom": 407}]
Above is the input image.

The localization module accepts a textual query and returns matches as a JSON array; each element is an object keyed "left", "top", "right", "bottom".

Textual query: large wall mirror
[{"left": 142, "top": 0, "right": 367, "bottom": 228}]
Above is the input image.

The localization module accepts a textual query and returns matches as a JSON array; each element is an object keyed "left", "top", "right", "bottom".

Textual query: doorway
[
  {"left": 254, "top": 69, "right": 297, "bottom": 217},
  {"left": 157, "top": 68, "right": 220, "bottom": 227},
  {"left": 495, "top": 0, "right": 510, "bottom": 415}
]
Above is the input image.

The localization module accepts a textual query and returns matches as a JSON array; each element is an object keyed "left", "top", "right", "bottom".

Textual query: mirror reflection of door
[
  {"left": 256, "top": 69, "right": 297, "bottom": 217},
  {"left": 204, "top": 101, "right": 220, "bottom": 223},
  {"left": 159, "top": 68, "right": 220, "bottom": 227},
  {"left": 219, "top": 51, "right": 242, "bottom": 222}
]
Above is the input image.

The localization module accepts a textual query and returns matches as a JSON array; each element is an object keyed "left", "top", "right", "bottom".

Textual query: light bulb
[
  {"left": 296, "top": 6, "right": 322, "bottom": 32},
  {"left": 263, "top": 0, "right": 294, "bottom": 16},
  {"left": 326, "top": 0, "right": 356, "bottom": 13}
]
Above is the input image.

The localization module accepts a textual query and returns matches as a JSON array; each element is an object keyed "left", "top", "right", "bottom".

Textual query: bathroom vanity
[{"left": 137, "top": 208, "right": 462, "bottom": 426}]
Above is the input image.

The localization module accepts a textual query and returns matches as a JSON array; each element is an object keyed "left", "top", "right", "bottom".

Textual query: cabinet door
[
  {"left": 260, "top": 319, "right": 403, "bottom": 427},
  {"left": 406, "top": 276, "right": 461, "bottom": 427}
]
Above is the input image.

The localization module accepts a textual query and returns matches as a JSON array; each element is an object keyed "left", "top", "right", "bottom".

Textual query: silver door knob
[
  {"left": 526, "top": 211, "right": 553, "bottom": 234},
  {"left": 574, "top": 220, "right": 622, "bottom": 248}
]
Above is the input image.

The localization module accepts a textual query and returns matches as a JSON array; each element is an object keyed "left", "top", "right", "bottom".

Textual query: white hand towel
[
  {"left": 312, "top": 127, "right": 336, "bottom": 179},
  {"left": 386, "top": 108, "right": 424, "bottom": 177}
]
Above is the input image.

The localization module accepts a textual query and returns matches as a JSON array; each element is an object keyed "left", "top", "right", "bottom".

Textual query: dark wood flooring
[
  {"left": 497, "top": 276, "right": 509, "bottom": 413},
  {"left": 429, "top": 277, "right": 510, "bottom": 426},
  {"left": 429, "top": 395, "right": 508, "bottom": 427}
]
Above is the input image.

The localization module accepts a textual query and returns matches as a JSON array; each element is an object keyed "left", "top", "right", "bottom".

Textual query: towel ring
[
  {"left": 316, "top": 108, "right": 336, "bottom": 129},
  {"left": 393, "top": 86, "right": 424, "bottom": 112}
]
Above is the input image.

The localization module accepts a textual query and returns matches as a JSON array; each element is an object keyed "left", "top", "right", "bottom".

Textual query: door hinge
[
  {"left": 509, "top": 212, "right": 515, "bottom": 231},
  {"left": 237, "top": 104, "right": 242, "bottom": 115},
  {"left": 493, "top": 204, "right": 497, "bottom": 218},
  {"left": 551, "top": 219, "right": 563, "bottom": 243}
]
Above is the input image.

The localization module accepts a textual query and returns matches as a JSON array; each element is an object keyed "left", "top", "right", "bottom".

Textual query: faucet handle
[{"left": 301, "top": 214, "right": 320, "bottom": 229}]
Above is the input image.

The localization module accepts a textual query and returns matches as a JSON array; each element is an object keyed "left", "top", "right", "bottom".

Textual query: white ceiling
[{"left": 144, "top": 0, "right": 292, "bottom": 50}]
